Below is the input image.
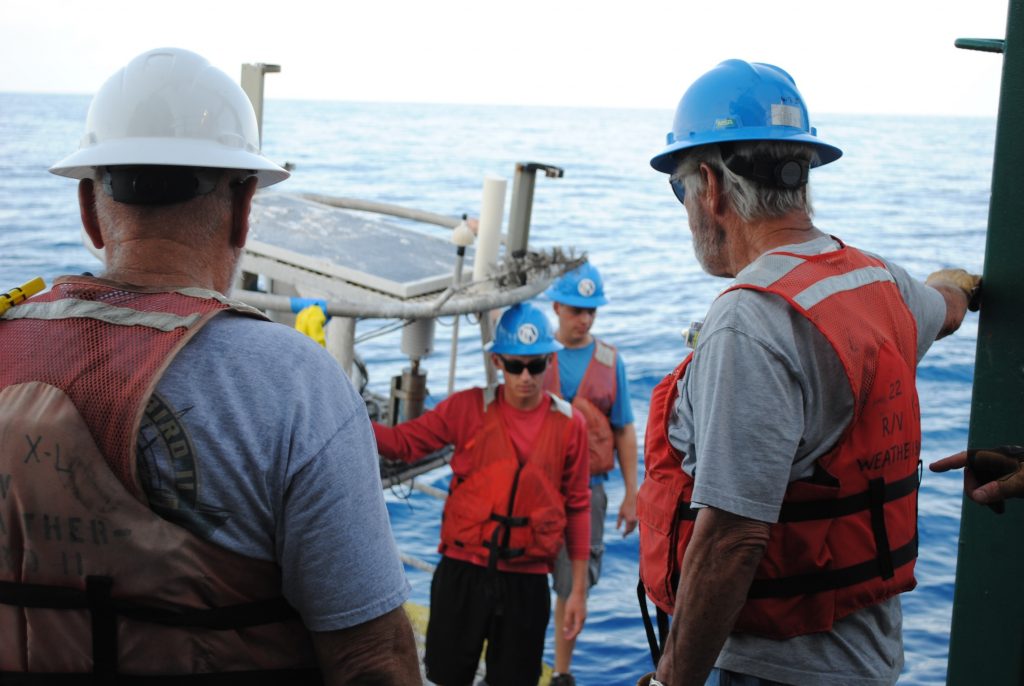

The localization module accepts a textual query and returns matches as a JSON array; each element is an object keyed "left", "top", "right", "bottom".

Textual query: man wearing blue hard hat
[
  {"left": 636, "top": 60, "right": 980, "bottom": 686},
  {"left": 542, "top": 262, "right": 637, "bottom": 686},
  {"left": 373, "top": 302, "right": 591, "bottom": 686}
]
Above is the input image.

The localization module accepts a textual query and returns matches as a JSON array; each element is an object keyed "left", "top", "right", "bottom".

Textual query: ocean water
[{"left": 0, "top": 93, "right": 993, "bottom": 685}]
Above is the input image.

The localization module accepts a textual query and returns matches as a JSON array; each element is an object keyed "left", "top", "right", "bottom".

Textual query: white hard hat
[{"left": 49, "top": 47, "right": 288, "bottom": 188}]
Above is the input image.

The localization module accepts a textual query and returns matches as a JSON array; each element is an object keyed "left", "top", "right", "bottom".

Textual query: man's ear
[
  {"left": 79, "top": 179, "right": 104, "bottom": 249},
  {"left": 230, "top": 176, "right": 258, "bottom": 249},
  {"left": 699, "top": 162, "right": 726, "bottom": 217}
]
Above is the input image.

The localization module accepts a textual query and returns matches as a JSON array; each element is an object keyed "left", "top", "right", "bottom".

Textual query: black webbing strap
[
  {"left": 634, "top": 581, "right": 659, "bottom": 667},
  {"left": 776, "top": 470, "right": 919, "bottom": 523},
  {"left": 868, "top": 478, "right": 895, "bottom": 579},
  {"left": 748, "top": 532, "right": 918, "bottom": 599},
  {"left": 676, "top": 501, "right": 698, "bottom": 522},
  {"left": 489, "top": 513, "right": 529, "bottom": 528},
  {"left": 0, "top": 579, "right": 316, "bottom": 684},
  {"left": 0, "top": 580, "right": 301, "bottom": 630},
  {"left": 86, "top": 576, "right": 117, "bottom": 683},
  {"left": 482, "top": 463, "right": 528, "bottom": 616}
]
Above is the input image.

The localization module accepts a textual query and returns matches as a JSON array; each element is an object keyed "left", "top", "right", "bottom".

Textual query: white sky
[{"left": 0, "top": 0, "right": 1011, "bottom": 116}]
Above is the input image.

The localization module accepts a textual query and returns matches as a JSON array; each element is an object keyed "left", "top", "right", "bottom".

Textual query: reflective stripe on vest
[
  {"left": 0, "top": 276, "right": 318, "bottom": 677},
  {"left": 440, "top": 389, "right": 571, "bottom": 569},
  {"left": 545, "top": 339, "right": 617, "bottom": 474},
  {"left": 637, "top": 244, "right": 921, "bottom": 639}
]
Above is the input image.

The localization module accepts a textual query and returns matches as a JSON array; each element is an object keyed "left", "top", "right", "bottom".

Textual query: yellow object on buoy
[
  {"left": 0, "top": 277, "right": 45, "bottom": 316},
  {"left": 294, "top": 303, "right": 327, "bottom": 347}
]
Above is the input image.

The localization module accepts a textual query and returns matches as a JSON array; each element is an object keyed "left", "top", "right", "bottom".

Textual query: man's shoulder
[{"left": 172, "top": 313, "right": 360, "bottom": 405}]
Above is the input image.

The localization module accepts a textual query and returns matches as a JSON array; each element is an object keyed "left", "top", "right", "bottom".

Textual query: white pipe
[{"left": 472, "top": 176, "right": 506, "bottom": 283}]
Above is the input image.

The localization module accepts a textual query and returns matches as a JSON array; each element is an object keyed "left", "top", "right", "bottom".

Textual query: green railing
[{"left": 947, "top": 1, "right": 1024, "bottom": 684}]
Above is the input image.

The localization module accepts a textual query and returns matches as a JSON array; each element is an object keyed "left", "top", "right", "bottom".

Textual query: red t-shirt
[{"left": 373, "top": 386, "right": 591, "bottom": 571}]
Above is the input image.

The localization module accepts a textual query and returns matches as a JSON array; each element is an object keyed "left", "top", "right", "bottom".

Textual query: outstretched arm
[{"left": 311, "top": 606, "right": 420, "bottom": 685}]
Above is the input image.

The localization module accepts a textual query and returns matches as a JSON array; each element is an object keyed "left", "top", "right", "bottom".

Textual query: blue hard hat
[
  {"left": 487, "top": 302, "right": 563, "bottom": 356},
  {"left": 546, "top": 263, "right": 609, "bottom": 308},
  {"left": 650, "top": 59, "right": 842, "bottom": 174}
]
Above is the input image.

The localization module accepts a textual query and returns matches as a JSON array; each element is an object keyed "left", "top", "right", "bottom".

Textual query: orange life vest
[
  {"left": 0, "top": 276, "right": 318, "bottom": 680},
  {"left": 637, "top": 245, "right": 922, "bottom": 640},
  {"left": 439, "top": 388, "right": 573, "bottom": 570},
  {"left": 544, "top": 339, "right": 617, "bottom": 474}
]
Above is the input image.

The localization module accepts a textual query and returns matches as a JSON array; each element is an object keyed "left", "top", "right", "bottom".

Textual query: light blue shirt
[
  {"left": 556, "top": 339, "right": 634, "bottom": 428},
  {"left": 147, "top": 313, "right": 410, "bottom": 631}
]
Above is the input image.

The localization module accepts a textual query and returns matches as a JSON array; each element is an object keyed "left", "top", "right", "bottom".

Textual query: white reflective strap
[
  {"left": 483, "top": 384, "right": 497, "bottom": 411},
  {"left": 177, "top": 286, "right": 266, "bottom": 318},
  {"left": 735, "top": 253, "right": 805, "bottom": 288},
  {"left": 548, "top": 392, "right": 574, "bottom": 418},
  {"left": 594, "top": 339, "right": 616, "bottom": 367},
  {"left": 1, "top": 299, "right": 203, "bottom": 331},
  {"left": 793, "top": 266, "right": 895, "bottom": 310}
]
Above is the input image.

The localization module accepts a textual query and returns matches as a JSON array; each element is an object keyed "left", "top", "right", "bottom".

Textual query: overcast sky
[{"left": 0, "top": 0, "right": 1011, "bottom": 116}]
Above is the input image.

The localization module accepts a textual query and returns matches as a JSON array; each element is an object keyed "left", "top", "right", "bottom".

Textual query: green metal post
[{"left": 947, "top": 1, "right": 1024, "bottom": 684}]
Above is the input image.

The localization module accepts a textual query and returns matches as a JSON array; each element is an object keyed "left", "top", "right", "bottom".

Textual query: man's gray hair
[{"left": 671, "top": 141, "right": 817, "bottom": 222}]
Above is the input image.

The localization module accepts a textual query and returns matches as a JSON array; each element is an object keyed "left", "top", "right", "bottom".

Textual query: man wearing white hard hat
[
  {"left": 636, "top": 59, "right": 980, "bottom": 686},
  {"left": 543, "top": 262, "right": 638, "bottom": 686},
  {"left": 374, "top": 302, "right": 591, "bottom": 686},
  {"left": 0, "top": 48, "right": 417, "bottom": 681}
]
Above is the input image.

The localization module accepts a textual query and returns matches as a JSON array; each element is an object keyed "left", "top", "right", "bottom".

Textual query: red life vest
[
  {"left": 637, "top": 245, "right": 922, "bottom": 639},
  {"left": 0, "top": 276, "right": 318, "bottom": 679},
  {"left": 544, "top": 339, "right": 618, "bottom": 474},
  {"left": 439, "top": 388, "right": 574, "bottom": 570}
]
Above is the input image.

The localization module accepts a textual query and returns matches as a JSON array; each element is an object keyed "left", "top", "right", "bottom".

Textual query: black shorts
[{"left": 424, "top": 556, "right": 551, "bottom": 686}]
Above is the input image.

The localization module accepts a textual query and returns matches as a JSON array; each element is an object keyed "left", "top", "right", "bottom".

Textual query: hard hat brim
[
  {"left": 548, "top": 291, "right": 609, "bottom": 308},
  {"left": 49, "top": 137, "right": 290, "bottom": 188},
  {"left": 486, "top": 339, "right": 564, "bottom": 355},
  {"left": 650, "top": 129, "right": 843, "bottom": 174}
]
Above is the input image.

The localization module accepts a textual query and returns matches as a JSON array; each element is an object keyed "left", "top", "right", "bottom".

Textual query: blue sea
[{"left": 0, "top": 93, "right": 992, "bottom": 685}]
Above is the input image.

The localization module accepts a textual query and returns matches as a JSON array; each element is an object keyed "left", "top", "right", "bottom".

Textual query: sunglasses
[
  {"left": 499, "top": 356, "right": 549, "bottom": 376},
  {"left": 669, "top": 177, "right": 687, "bottom": 206}
]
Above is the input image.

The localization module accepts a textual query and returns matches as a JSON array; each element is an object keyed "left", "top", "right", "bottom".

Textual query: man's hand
[
  {"left": 930, "top": 446, "right": 1024, "bottom": 514},
  {"left": 925, "top": 268, "right": 982, "bottom": 311},
  {"left": 617, "top": 490, "right": 638, "bottom": 536},
  {"left": 563, "top": 588, "right": 587, "bottom": 640}
]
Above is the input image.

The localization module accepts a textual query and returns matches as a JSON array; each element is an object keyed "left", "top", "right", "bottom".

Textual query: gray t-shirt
[
  {"left": 667, "top": 236, "right": 946, "bottom": 686},
  {"left": 139, "top": 312, "right": 410, "bottom": 632}
]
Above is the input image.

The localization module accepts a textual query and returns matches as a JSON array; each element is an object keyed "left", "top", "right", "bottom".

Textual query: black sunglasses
[
  {"left": 669, "top": 177, "right": 687, "bottom": 206},
  {"left": 499, "top": 356, "right": 549, "bottom": 376}
]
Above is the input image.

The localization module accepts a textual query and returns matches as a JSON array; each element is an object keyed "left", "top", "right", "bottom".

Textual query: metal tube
[
  {"left": 447, "top": 250, "right": 465, "bottom": 395},
  {"left": 300, "top": 193, "right": 461, "bottom": 229},
  {"left": 239, "top": 63, "right": 280, "bottom": 147},
  {"left": 232, "top": 263, "right": 577, "bottom": 319},
  {"left": 325, "top": 316, "right": 356, "bottom": 379},
  {"left": 506, "top": 162, "right": 564, "bottom": 259}
]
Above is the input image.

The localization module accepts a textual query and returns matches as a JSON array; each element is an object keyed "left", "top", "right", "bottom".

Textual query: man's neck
[
  {"left": 728, "top": 211, "right": 822, "bottom": 275},
  {"left": 555, "top": 331, "right": 593, "bottom": 350},
  {"left": 500, "top": 386, "right": 546, "bottom": 412},
  {"left": 103, "top": 240, "right": 239, "bottom": 295}
]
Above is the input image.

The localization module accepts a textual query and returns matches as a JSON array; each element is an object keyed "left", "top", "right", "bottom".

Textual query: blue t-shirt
[
  {"left": 555, "top": 339, "right": 634, "bottom": 429},
  {"left": 144, "top": 312, "right": 410, "bottom": 632}
]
